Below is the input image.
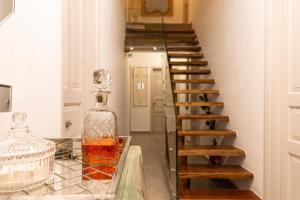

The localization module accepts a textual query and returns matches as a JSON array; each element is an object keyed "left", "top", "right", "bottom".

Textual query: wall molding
[{"left": 264, "top": 0, "right": 284, "bottom": 199}]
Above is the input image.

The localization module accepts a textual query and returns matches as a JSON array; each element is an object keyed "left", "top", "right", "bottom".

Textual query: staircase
[{"left": 125, "top": 23, "right": 261, "bottom": 200}]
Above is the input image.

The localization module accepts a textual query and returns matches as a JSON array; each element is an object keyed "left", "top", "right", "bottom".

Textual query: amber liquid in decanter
[{"left": 82, "top": 136, "right": 119, "bottom": 165}]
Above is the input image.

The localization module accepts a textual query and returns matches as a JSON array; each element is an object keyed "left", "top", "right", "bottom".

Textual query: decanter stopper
[
  {"left": 93, "top": 68, "right": 111, "bottom": 91},
  {"left": 12, "top": 112, "right": 28, "bottom": 129},
  {"left": 13, "top": 112, "right": 27, "bottom": 123},
  {"left": 92, "top": 69, "right": 112, "bottom": 110}
]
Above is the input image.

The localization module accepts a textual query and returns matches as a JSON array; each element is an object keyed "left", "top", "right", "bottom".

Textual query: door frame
[
  {"left": 264, "top": 0, "right": 282, "bottom": 199},
  {"left": 264, "top": 0, "right": 292, "bottom": 199},
  {"left": 150, "top": 67, "right": 165, "bottom": 133}
]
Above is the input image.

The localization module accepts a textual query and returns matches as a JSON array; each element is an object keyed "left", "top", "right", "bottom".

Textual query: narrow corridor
[{"left": 131, "top": 132, "right": 172, "bottom": 200}]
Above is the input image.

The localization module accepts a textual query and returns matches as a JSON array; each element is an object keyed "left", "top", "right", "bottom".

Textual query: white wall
[
  {"left": 0, "top": 0, "right": 62, "bottom": 141},
  {"left": 190, "top": 0, "right": 265, "bottom": 197},
  {"left": 97, "top": 0, "right": 129, "bottom": 136},
  {"left": 84, "top": 0, "right": 101, "bottom": 115},
  {"left": 0, "top": 0, "right": 129, "bottom": 140},
  {"left": 128, "top": 52, "right": 165, "bottom": 132}
]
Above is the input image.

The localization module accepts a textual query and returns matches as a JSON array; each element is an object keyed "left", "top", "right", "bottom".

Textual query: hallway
[{"left": 131, "top": 132, "right": 173, "bottom": 200}]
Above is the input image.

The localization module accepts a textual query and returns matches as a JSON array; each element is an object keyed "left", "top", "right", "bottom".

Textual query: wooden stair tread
[
  {"left": 126, "top": 22, "right": 192, "bottom": 28},
  {"left": 126, "top": 40, "right": 199, "bottom": 46},
  {"left": 176, "top": 102, "right": 224, "bottom": 107},
  {"left": 178, "top": 129, "right": 236, "bottom": 137},
  {"left": 174, "top": 89, "right": 219, "bottom": 94},
  {"left": 179, "top": 165, "right": 253, "bottom": 179},
  {"left": 172, "top": 79, "right": 215, "bottom": 84},
  {"left": 178, "top": 145, "right": 245, "bottom": 156},
  {"left": 177, "top": 114, "right": 229, "bottom": 121},
  {"left": 127, "top": 29, "right": 195, "bottom": 34},
  {"left": 168, "top": 52, "right": 204, "bottom": 58},
  {"left": 124, "top": 47, "right": 166, "bottom": 52},
  {"left": 166, "top": 35, "right": 197, "bottom": 39},
  {"left": 167, "top": 41, "right": 200, "bottom": 45},
  {"left": 167, "top": 46, "right": 201, "bottom": 51},
  {"left": 180, "top": 189, "right": 261, "bottom": 200},
  {"left": 170, "top": 69, "right": 211, "bottom": 74},
  {"left": 169, "top": 61, "right": 208, "bottom": 66},
  {"left": 126, "top": 33, "right": 197, "bottom": 40},
  {"left": 127, "top": 38, "right": 198, "bottom": 42}
]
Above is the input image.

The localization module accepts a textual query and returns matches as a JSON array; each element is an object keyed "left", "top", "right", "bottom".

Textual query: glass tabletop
[{"left": 1, "top": 136, "right": 131, "bottom": 200}]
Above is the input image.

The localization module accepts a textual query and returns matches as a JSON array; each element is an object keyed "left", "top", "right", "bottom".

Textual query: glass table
[{"left": 0, "top": 136, "right": 147, "bottom": 200}]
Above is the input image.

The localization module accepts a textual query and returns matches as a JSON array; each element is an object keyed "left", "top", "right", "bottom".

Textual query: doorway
[
  {"left": 128, "top": 52, "right": 172, "bottom": 199},
  {"left": 150, "top": 67, "right": 166, "bottom": 134}
]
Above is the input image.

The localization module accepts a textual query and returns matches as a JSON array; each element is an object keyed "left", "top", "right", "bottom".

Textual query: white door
[
  {"left": 266, "top": 0, "right": 300, "bottom": 199},
  {"left": 281, "top": 0, "right": 300, "bottom": 199},
  {"left": 150, "top": 67, "right": 165, "bottom": 133},
  {"left": 63, "top": 0, "right": 85, "bottom": 137}
]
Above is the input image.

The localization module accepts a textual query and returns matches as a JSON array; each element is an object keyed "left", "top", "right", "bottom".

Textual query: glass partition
[{"left": 162, "top": 45, "right": 177, "bottom": 200}]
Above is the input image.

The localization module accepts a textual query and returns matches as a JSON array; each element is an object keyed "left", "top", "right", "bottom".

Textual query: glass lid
[{"left": 0, "top": 113, "right": 56, "bottom": 162}]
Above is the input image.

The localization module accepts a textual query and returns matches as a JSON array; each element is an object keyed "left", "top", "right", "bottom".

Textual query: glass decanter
[
  {"left": 82, "top": 69, "right": 119, "bottom": 165},
  {"left": 0, "top": 113, "right": 56, "bottom": 193}
]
